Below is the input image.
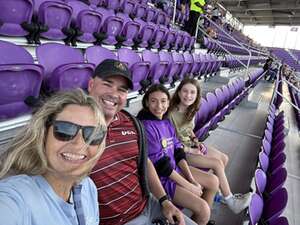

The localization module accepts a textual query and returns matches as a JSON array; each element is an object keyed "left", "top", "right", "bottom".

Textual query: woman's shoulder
[{"left": 0, "top": 174, "right": 35, "bottom": 188}]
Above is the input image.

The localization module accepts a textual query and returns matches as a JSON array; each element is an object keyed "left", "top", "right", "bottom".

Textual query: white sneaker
[{"left": 226, "top": 192, "right": 252, "bottom": 214}]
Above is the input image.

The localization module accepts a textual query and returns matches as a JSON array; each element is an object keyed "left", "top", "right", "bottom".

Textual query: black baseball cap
[{"left": 93, "top": 59, "right": 133, "bottom": 89}]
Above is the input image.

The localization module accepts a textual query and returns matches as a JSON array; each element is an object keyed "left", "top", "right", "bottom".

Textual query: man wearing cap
[{"left": 89, "top": 59, "right": 196, "bottom": 225}]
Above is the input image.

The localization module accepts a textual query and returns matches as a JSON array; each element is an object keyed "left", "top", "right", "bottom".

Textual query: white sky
[{"left": 243, "top": 25, "right": 300, "bottom": 50}]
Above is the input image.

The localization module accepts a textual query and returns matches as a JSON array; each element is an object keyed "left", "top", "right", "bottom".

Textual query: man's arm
[{"left": 147, "top": 159, "right": 185, "bottom": 225}]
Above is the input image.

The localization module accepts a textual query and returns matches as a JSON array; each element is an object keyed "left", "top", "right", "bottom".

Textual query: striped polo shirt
[{"left": 90, "top": 111, "right": 147, "bottom": 225}]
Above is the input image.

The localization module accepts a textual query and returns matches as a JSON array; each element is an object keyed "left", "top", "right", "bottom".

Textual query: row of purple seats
[
  {"left": 203, "top": 37, "right": 261, "bottom": 57},
  {"left": 245, "top": 68, "right": 264, "bottom": 88},
  {"left": 270, "top": 47, "right": 300, "bottom": 72},
  {"left": 86, "top": 46, "right": 221, "bottom": 92},
  {"left": 150, "top": 0, "right": 189, "bottom": 25},
  {"left": 248, "top": 103, "right": 288, "bottom": 225},
  {"left": 0, "top": 0, "right": 178, "bottom": 47},
  {"left": 224, "top": 55, "right": 265, "bottom": 71},
  {"left": 0, "top": 40, "right": 204, "bottom": 120},
  {"left": 194, "top": 77, "right": 247, "bottom": 141},
  {"left": 288, "top": 85, "right": 300, "bottom": 130}
]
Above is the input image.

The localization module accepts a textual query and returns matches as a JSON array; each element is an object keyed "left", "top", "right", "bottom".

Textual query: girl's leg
[
  {"left": 187, "top": 154, "right": 231, "bottom": 197},
  {"left": 187, "top": 154, "right": 252, "bottom": 214},
  {"left": 188, "top": 166, "right": 219, "bottom": 207},
  {"left": 173, "top": 185, "right": 210, "bottom": 225},
  {"left": 206, "top": 145, "right": 229, "bottom": 167}
]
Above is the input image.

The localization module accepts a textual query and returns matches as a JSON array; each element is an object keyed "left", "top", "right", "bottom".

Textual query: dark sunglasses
[{"left": 51, "top": 120, "right": 106, "bottom": 146}]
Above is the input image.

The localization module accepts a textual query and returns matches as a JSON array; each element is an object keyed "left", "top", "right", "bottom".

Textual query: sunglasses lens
[
  {"left": 53, "top": 121, "right": 77, "bottom": 141},
  {"left": 83, "top": 126, "right": 106, "bottom": 146}
]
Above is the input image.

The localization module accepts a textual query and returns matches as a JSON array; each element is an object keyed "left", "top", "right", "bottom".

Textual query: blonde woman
[{"left": 0, "top": 89, "right": 107, "bottom": 225}]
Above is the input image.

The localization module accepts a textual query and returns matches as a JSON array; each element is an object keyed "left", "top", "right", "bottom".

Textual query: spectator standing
[{"left": 184, "top": 0, "right": 207, "bottom": 36}]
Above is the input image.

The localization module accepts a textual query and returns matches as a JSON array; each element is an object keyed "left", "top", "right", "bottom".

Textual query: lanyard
[{"left": 73, "top": 185, "right": 86, "bottom": 225}]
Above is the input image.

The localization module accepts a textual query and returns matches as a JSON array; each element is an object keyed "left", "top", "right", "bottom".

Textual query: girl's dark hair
[
  {"left": 168, "top": 78, "right": 201, "bottom": 122},
  {"left": 142, "top": 84, "right": 170, "bottom": 111}
]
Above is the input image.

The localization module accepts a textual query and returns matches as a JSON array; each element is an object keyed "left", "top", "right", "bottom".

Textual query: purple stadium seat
[
  {"left": 259, "top": 151, "right": 269, "bottom": 172},
  {"left": 182, "top": 51, "right": 194, "bottom": 78},
  {"left": 134, "top": 3, "right": 147, "bottom": 19},
  {"left": 34, "top": 0, "right": 73, "bottom": 42},
  {"left": 36, "top": 43, "right": 94, "bottom": 92},
  {"left": 134, "top": 19, "right": 156, "bottom": 48},
  {"left": 142, "top": 50, "right": 168, "bottom": 84},
  {"left": 262, "top": 188, "right": 288, "bottom": 223},
  {"left": 268, "top": 217, "right": 289, "bottom": 225},
  {"left": 96, "top": 7, "right": 123, "bottom": 45},
  {"left": 159, "top": 51, "right": 181, "bottom": 85},
  {"left": 85, "top": 46, "right": 117, "bottom": 66},
  {"left": 117, "top": 48, "right": 150, "bottom": 92},
  {"left": 145, "top": 7, "right": 157, "bottom": 22},
  {"left": 269, "top": 152, "right": 286, "bottom": 173},
  {"left": 248, "top": 193, "right": 264, "bottom": 225},
  {"left": 67, "top": 1, "right": 103, "bottom": 43},
  {"left": 171, "top": 52, "right": 184, "bottom": 81},
  {"left": 194, "top": 98, "right": 210, "bottom": 130},
  {"left": 264, "top": 129, "right": 272, "bottom": 143},
  {"left": 214, "top": 88, "right": 225, "bottom": 112},
  {"left": 116, "top": 12, "right": 140, "bottom": 47},
  {"left": 262, "top": 137, "right": 271, "bottom": 155},
  {"left": 271, "top": 141, "right": 285, "bottom": 159},
  {"left": 155, "top": 10, "right": 168, "bottom": 25},
  {"left": 206, "top": 92, "right": 218, "bottom": 120},
  {"left": 150, "top": 25, "right": 168, "bottom": 49},
  {"left": 266, "top": 167, "right": 287, "bottom": 195},
  {"left": 191, "top": 53, "right": 201, "bottom": 77},
  {"left": 161, "top": 28, "right": 176, "bottom": 50},
  {"left": 105, "top": 0, "right": 122, "bottom": 13},
  {"left": 174, "top": 31, "right": 184, "bottom": 51},
  {"left": 0, "top": 0, "right": 36, "bottom": 42},
  {"left": 255, "top": 168, "right": 267, "bottom": 197},
  {"left": 0, "top": 40, "right": 43, "bottom": 120},
  {"left": 121, "top": 0, "right": 136, "bottom": 15}
]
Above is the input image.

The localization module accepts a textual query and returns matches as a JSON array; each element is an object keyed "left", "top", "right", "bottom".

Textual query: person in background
[
  {"left": 184, "top": 0, "right": 207, "bottom": 37},
  {"left": 88, "top": 59, "right": 195, "bottom": 225},
  {"left": 168, "top": 78, "right": 252, "bottom": 214},
  {"left": 0, "top": 89, "right": 107, "bottom": 225}
]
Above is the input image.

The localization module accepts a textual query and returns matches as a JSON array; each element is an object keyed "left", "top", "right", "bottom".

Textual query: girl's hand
[
  {"left": 188, "top": 147, "right": 203, "bottom": 155},
  {"left": 187, "top": 182, "right": 203, "bottom": 197}
]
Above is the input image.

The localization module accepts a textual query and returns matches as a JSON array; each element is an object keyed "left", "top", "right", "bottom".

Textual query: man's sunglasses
[{"left": 51, "top": 120, "right": 107, "bottom": 146}]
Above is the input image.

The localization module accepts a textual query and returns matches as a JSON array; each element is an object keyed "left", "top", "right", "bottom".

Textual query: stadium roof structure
[{"left": 219, "top": 0, "right": 300, "bottom": 26}]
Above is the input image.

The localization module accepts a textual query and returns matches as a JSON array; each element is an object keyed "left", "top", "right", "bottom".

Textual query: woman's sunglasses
[{"left": 51, "top": 120, "right": 107, "bottom": 146}]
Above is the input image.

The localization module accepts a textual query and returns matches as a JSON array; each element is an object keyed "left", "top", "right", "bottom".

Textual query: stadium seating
[
  {"left": 36, "top": 43, "right": 94, "bottom": 92},
  {"left": 0, "top": 40, "right": 43, "bottom": 120}
]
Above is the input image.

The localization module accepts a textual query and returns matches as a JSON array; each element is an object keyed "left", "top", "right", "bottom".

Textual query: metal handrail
[
  {"left": 202, "top": 15, "right": 255, "bottom": 76},
  {"left": 172, "top": 0, "right": 177, "bottom": 25},
  {"left": 273, "top": 77, "right": 300, "bottom": 112},
  {"left": 195, "top": 15, "right": 256, "bottom": 76}
]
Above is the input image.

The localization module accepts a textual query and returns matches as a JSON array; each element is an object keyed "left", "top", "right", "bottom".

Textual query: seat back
[
  {"left": 85, "top": 46, "right": 117, "bottom": 66},
  {"left": 248, "top": 193, "right": 264, "bottom": 225},
  {"left": 0, "top": 41, "right": 43, "bottom": 120},
  {"left": 37, "top": 0, "right": 73, "bottom": 40},
  {"left": 255, "top": 168, "right": 267, "bottom": 197},
  {"left": 37, "top": 43, "right": 93, "bottom": 91},
  {"left": 263, "top": 188, "right": 288, "bottom": 223},
  {"left": 0, "top": 0, "right": 33, "bottom": 36},
  {"left": 118, "top": 48, "right": 150, "bottom": 91}
]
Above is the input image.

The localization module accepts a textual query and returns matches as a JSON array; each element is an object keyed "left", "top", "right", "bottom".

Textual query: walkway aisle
[
  {"left": 281, "top": 83, "right": 300, "bottom": 225},
  {"left": 204, "top": 81, "right": 274, "bottom": 225}
]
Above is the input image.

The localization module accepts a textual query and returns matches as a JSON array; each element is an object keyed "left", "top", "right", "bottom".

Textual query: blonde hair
[{"left": 0, "top": 89, "right": 106, "bottom": 179}]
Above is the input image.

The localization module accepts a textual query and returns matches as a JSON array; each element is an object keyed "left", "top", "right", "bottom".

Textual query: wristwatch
[{"left": 159, "top": 195, "right": 170, "bottom": 206}]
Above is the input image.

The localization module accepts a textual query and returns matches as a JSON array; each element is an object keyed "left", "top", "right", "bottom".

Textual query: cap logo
[{"left": 114, "top": 61, "right": 126, "bottom": 71}]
